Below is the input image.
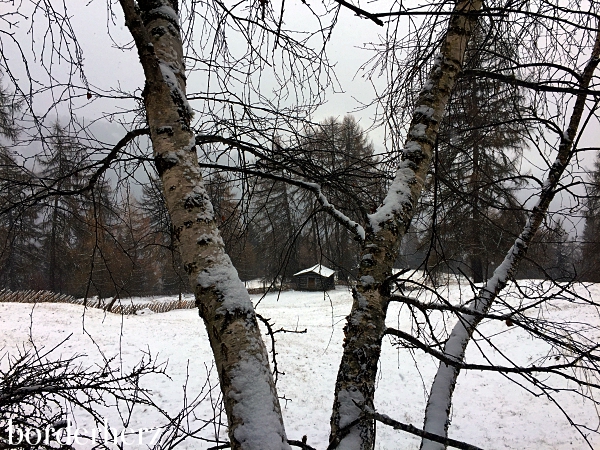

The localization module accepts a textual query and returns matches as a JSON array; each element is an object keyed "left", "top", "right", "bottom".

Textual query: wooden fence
[{"left": 0, "top": 289, "right": 196, "bottom": 315}]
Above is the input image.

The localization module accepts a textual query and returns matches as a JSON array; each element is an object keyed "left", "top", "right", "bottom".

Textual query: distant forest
[{"left": 2, "top": 114, "right": 597, "bottom": 299}]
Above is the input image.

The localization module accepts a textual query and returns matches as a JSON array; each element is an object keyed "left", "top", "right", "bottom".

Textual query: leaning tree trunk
[
  {"left": 328, "top": 2, "right": 483, "bottom": 449},
  {"left": 118, "top": 1, "right": 288, "bottom": 449},
  {"left": 419, "top": 20, "right": 600, "bottom": 450}
]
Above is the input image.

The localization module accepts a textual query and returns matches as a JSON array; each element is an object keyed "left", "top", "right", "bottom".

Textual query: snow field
[{"left": 1, "top": 282, "right": 599, "bottom": 449}]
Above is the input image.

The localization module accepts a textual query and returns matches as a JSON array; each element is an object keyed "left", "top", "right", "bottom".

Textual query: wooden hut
[{"left": 293, "top": 264, "right": 335, "bottom": 291}]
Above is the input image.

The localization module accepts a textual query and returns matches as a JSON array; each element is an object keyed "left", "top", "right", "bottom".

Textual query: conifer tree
[
  {"left": 206, "top": 172, "right": 259, "bottom": 280},
  {"left": 140, "top": 176, "right": 187, "bottom": 294},
  {"left": 425, "top": 26, "right": 527, "bottom": 282},
  {"left": 251, "top": 172, "right": 301, "bottom": 281},
  {"left": 0, "top": 77, "right": 38, "bottom": 290},
  {"left": 581, "top": 155, "right": 600, "bottom": 281},
  {"left": 300, "top": 115, "right": 384, "bottom": 279},
  {"left": 37, "top": 123, "right": 89, "bottom": 292}
]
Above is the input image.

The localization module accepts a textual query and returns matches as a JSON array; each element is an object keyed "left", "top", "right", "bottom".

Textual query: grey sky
[{"left": 3, "top": 0, "right": 599, "bottom": 236}]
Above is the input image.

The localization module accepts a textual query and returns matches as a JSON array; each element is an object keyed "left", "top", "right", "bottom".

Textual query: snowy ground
[{"left": 1, "top": 282, "right": 599, "bottom": 449}]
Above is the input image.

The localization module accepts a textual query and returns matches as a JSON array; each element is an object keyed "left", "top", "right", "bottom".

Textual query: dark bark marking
[
  {"left": 155, "top": 152, "right": 178, "bottom": 176},
  {"left": 197, "top": 236, "right": 212, "bottom": 245},
  {"left": 151, "top": 25, "right": 166, "bottom": 37},
  {"left": 184, "top": 192, "right": 208, "bottom": 210},
  {"left": 184, "top": 261, "right": 197, "bottom": 274},
  {"left": 221, "top": 343, "right": 229, "bottom": 361},
  {"left": 157, "top": 126, "right": 174, "bottom": 135}
]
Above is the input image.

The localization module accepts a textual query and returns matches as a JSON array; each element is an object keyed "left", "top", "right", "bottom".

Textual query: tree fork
[
  {"left": 329, "top": 2, "right": 483, "bottom": 449},
  {"left": 118, "top": 1, "right": 288, "bottom": 448}
]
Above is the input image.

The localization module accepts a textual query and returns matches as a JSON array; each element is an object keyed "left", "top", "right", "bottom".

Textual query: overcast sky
[
  {"left": 7, "top": 1, "right": 597, "bottom": 154},
  {"left": 3, "top": 0, "right": 599, "bottom": 235},
  {"left": 53, "top": 0, "right": 391, "bottom": 143}
]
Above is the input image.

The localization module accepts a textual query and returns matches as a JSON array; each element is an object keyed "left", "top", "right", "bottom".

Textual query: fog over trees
[{"left": 1, "top": 1, "right": 600, "bottom": 449}]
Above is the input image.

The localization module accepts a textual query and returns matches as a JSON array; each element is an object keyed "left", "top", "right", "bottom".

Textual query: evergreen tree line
[
  {"left": 0, "top": 86, "right": 598, "bottom": 296},
  {"left": 0, "top": 123, "right": 188, "bottom": 298},
  {"left": 0, "top": 113, "right": 387, "bottom": 296}
]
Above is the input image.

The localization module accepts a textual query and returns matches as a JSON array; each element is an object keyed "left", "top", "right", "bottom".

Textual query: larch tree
[
  {"left": 0, "top": 150, "right": 36, "bottom": 290},
  {"left": 37, "top": 123, "right": 89, "bottom": 293},
  {"left": 425, "top": 25, "right": 528, "bottom": 283},
  {"left": 582, "top": 154, "right": 600, "bottom": 282},
  {"left": 251, "top": 169, "right": 301, "bottom": 282},
  {"left": 207, "top": 172, "right": 256, "bottom": 281},
  {"left": 140, "top": 176, "right": 188, "bottom": 294},
  {"left": 300, "top": 115, "right": 385, "bottom": 280},
  {"left": 0, "top": 82, "right": 38, "bottom": 291}
]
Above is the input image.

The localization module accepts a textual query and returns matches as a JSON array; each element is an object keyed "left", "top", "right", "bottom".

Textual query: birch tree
[
  {"left": 328, "top": 2, "right": 483, "bottom": 448},
  {"left": 415, "top": 15, "right": 600, "bottom": 450},
  {"left": 115, "top": 1, "right": 290, "bottom": 448}
]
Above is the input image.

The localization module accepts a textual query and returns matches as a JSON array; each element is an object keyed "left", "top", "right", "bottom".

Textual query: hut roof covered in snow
[
  {"left": 293, "top": 264, "right": 335, "bottom": 277},
  {"left": 293, "top": 264, "right": 336, "bottom": 291}
]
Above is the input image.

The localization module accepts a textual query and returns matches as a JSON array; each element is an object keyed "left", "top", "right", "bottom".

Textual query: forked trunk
[{"left": 329, "top": 2, "right": 483, "bottom": 448}]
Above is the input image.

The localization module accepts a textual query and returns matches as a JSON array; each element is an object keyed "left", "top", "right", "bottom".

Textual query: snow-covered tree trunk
[
  {"left": 419, "top": 21, "right": 600, "bottom": 450},
  {"left": 118, "top": 1, "right": 288, "bottom": 449},
  {"left": 328, "top": 2, "right": 482, "bottom": 449}
]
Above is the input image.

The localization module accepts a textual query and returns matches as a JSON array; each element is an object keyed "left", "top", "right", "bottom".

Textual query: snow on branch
[
  {"left": 195, "top": 136, "right": 367, "bottom": 241},
  {"left": 385, "top": 327, "right": 600, "bottom": 388},
  {"left": 367, "top": 158, "right": 416, "bottom": 233},
  {"left": 207, "top": 438, "right": 318, "bottom": 450},
  {"left": 302, "top": 182, "right": 366, "bottom": 241},
  {"left": 367, "top": 409, "right": 484, "bottom": 450},
  {"left": 326, "top": 403, "right": 484, "bottom": 450},
  {"left": 331, "top": 0, "right": 384, "bottom": 26}
]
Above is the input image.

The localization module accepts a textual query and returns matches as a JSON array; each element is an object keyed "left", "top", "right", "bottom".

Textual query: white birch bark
[
  {"left": 117, "top": 1, "right": 289, "bottom": 449},
  {"left": 329, "top": 2, "right": 483, "bottom": 449},
  {"left": 420, "top": 22, "right": 600, "bottom": 450}
]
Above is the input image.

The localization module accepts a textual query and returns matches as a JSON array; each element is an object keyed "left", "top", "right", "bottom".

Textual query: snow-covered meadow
[{"left": 1, "top": 280, "right": 599, "bottom": 449}]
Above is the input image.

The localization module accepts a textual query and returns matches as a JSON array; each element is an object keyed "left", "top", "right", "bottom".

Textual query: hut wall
[{"left": 294, "top": 273, "right": 335, "bottom": 291}]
